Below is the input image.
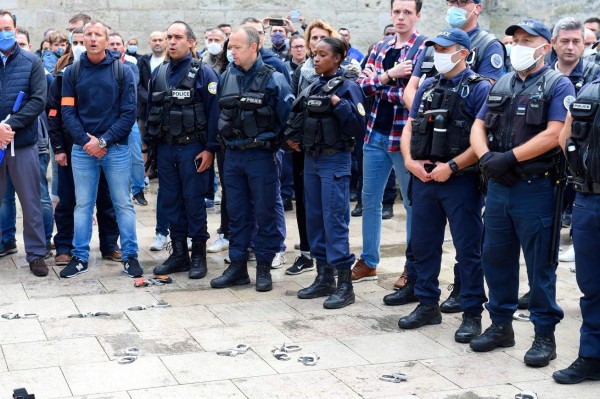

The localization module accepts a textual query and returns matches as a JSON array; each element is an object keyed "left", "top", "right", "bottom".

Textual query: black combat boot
[
  {"left": 210, "top": 260, "right": 250, "bottom": 288},
  {"left": 440, "top": 279, "right": 462, "bottom": 313},
  {"left": 189, "top": 241, "right": 207, "bottom": 279},
  {"left": 454, "top": 313, "right": 482, "bottom": 343},
  {"left": 518, "top": 290, "right": 531, "bottom": 310},
  {"left": 553, "top": 357, "right": 600, "bottom": 384},
  {"left": 152, "top": 241, "right": 190, "bottom": 275},
  {"left": 256, "top": 262, "right": 273, "bottom": 292},
  {"left": 297, "top": 263, "right": 336, "bottom": 299},
  {"left": 398, "top": 303, "right": 442, "bottom": 329},
  {"left": 323, "top": 269, "right": 355, "bottom": 309},
  {"left": 524, "top": 333, "right": 557, "bottom": 367},
  {"left": 469, "top": 323, "right": 515, "bottom": 352},
  {"left": 383, "top": 280, "right": 418, "bottom": 306}
]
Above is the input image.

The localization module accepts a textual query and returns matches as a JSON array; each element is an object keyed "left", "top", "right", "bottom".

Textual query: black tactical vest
[
  {"left": 411, "top": 73, "right": 487, "bottom": 161},
  {"left": 566, "top": 82, "right": 600, "bottom": 193},
  {"left": 218, "top": 64, "right": 276, "bottom": 146},
  {"left": 573, "top": 60, "right": 600, "bottom": 94},
  {"left": 484, "top": 68, "right": 563, "bottom": 173},
  {"left": 146, "top": 59, "right": 207, "bottom": 141},
  {"left": 300, "top": 76, "right": 352, "bottom": 152}
]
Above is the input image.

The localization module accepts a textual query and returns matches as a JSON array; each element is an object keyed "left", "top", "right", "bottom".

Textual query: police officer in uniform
[
  {"left": 552, "top": 78, "right": 600, "bottom": 384},
  {"left": 469, "top": 19, "right": 575, "bottom": 367},
  {"left": 285, "top": 37, "right": 366, "bottom": 309},
  {"left": 210, "top": 26, "right": 293, "bottom": 292},
  {"left": 396, "top": 29, "right": 490, "bottom": 342},
  {"left": 147, "top": 21, "right": 220, "bottom": 279}
]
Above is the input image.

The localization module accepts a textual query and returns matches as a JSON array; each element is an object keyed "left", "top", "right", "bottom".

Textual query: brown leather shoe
[
  {"left": 393, "top": 266, "right": 408, "bottom": 290},
  {"left": 55, "top": 253, "right": 72, "bottom": 266},
  {"left": 351, "top": 258, "right": 378, "bottom": 282},
  {"left": 102, "top": 250, "right": 122, "bottom": 262},
  {"left": 29, "top": 257, "right": 49, "bottom": 277}
]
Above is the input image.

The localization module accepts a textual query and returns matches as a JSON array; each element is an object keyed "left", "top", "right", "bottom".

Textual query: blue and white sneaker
[
  {"left": 123, "top": 258, "right": 144, "bottom": 278},
  {"left": 59, "top": 257, "right": 88, "bottom": 278}
]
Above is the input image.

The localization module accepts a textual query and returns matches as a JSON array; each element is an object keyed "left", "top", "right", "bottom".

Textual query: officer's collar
[
  {"left": 318, "top": 68, "right": 344, "bottom": 83},
  {"left": 439, "top": 67, "right": 472, "bottom": 86},
  {"left": 171, "top": 52, "right": 193, "bottom": 67},
  {"left": 234, "top": 54, "right": 265, "bottom": 74},
  {"left": 466, "top": 24, "right": 481, "bottom": 37},
  {"left": 515, "top": 64, "right": 549, "bottom": 83},
  {"left": 553, "top": 58, "right": 584, "bottom": 78}
]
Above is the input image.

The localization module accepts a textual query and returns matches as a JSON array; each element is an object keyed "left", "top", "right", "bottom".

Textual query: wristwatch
[
  {"left": 98, "top": 138, "right": 107, "bottom": 149},
  {"left": 448, "top": 159, "right": 459, "bottom": 175}
]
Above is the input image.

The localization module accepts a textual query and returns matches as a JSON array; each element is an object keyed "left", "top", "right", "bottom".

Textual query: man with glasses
[{"left": 395, "top": 0, "right": 506, "bottom": 313}]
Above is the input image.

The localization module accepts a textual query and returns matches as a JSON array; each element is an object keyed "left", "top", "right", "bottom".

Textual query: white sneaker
[
  {"left": 271, "top": 252, "right": 286, "bottom": 269},
  {"left": 150, "top": 234, "right": 168, "bottom": 251},
  {"left": 558, "top": 245, "right": 575, "bottom": 262},
  {"left": 187, "top": 237, "right": 192, "bottom": 251},
  {"left": 214, "top": 194, "right": 222, "bottom": 205},
  {"left": 207, "top": 234, "right": 229, "bottom": 253}
]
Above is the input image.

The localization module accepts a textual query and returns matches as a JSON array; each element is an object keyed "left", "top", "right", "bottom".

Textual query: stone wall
[{"left": 5, "top": 0, "right": 600, "bottom": 55}]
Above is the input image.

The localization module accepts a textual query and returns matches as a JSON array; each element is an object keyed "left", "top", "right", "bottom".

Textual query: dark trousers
[
  {"left": 292, "top": 150, "right": 309, "bottom": 252},
  {"left": 157, "top": 142, "right": 209, "bottom": 242},
  {"left": 53, "top": 150, "right": 119, "bottom": 256},
  {"left": 216, "top": 149, "right": 229, "bottom": 239},
  {"left": 225, "top": 148, "right": 283, "bottom": 264},
  {"left": 411, "top": 174, "right": 486, "bottom": 314},
  {"left": 483, "top": 178, "right": 564, "bottom": 334},
  {"left": 572, "top": 192, "right": 600, "bottom": 358}
]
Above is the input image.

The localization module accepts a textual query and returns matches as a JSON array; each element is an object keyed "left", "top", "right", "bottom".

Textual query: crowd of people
[{"left": 1, "top": 0, "right": 600, "bottom": 386}]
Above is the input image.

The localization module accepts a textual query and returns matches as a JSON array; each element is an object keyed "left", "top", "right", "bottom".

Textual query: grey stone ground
[{"left": 0, "top": 181, "right": 593, "bottom": 398}]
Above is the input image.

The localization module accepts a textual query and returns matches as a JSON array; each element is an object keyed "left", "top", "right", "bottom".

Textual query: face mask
[
  {"left": 271, "top": 31, "right": 286, "bottom": 47},
  {"left": 433, "top": 50, "right": 462, "bottom": 74},
  {"left": 583, "top": 46, "right": 596, "bottom": 58},
  {"left": 206, "top": 41, "right": 223, "bottom": 56},
  {"left": 510, "top": 44, "right": 545, "bottom": 72},
  {"left": 505, "top": 44, "right": 512, "bottom": 57},
  {"left": 72, "top": 45, "right": 86, "bottom": 60},
  {"left": 127, "top": 45, "right": 138, "bottom": 54},
  {"left": 226, "top": 50, "right": 234, "bottom": 63},
  {"left": 56, "top": 48, "right": 65, "bottom": 56},
  {"left": 0, "top": 31, "right": 16, "bottom": 52},
  {"left": 446, "top": 7, "right": 473, "bottom": 29}
]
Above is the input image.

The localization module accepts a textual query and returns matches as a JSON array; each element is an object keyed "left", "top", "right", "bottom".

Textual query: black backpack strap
[
  {"left": 70, "top": 59, "right": 81, "bottom": 88},
  {"left": 113, "top": 59, "right": 124, "bottom": 94},
  {"left": 322, "top": 76, "right": 346, "bottom": 94},
  {"left": 405, "top": 34, "right": 426, "bottom": 63},
  {"left": 469, "top": 30, "right": 504, "bottom": 71}
]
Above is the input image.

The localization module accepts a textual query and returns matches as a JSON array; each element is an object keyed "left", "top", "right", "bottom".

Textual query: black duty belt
[
  {"left": 305, "top": 145, "right": 354, "bottom": 158},
  {"left": 576, "top": 181, "right": 600, "bottom": 194},
  {"left": 516, "top": 171, "right": 551, "bottom": 181},
  {"left": 227, "top": 140, "right": 276, "bottom": 151},
  {"left": 163, "top": 133, "right": 203, "bottom": 145}
]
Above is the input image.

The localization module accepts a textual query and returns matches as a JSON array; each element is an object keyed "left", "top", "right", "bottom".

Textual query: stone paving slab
[
  {"left": 128, "top": 380, "right": 247, "bottom": 399},
  {"left": 268, "top": 314, "right": 379, "bottom": 342},
  {"left": 0, "top": 283, "right": 28, "bottom": 305},
  {"left": 0, "top": 296, "right": 78, "bottom": 320},
  {"left": 97, "top": 329, "right": 203, "bottom": 359},
  {"left": 0, "top": 366, "right": 71, "bottom": 399},
  {"left": 0, "top": 319, "right": 46, "bottom": 344},
  {"left": 155, "top": 287, "right": 241, "bottom": 306},
  {"left": 41, "top": 314, "right": 137, "bottom": 340},
  {"left": 187, "top": 321, "right": 291, "bottom": 351},
  {"left": 70, "top": 291, "right": 157, "bottom": 314},
  {"left": 125, "top": 304, "right": 223, "bottom": 331},
  {"left": 207, "top": 299, "right": 304, "bottom": 324}
]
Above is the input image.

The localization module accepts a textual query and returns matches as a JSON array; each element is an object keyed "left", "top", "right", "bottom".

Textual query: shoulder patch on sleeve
[
  {"left": 208, "top": 82, "right": 217, "bottom": 95},
  {"left": 357, "top": 103, "right": 366, "bottom": 117},
  {"left": 564, "top": 95, "right": 575, "bottom": 110},
  {"left": 491, "top": 54, "right": 503, "bottom": 69}
]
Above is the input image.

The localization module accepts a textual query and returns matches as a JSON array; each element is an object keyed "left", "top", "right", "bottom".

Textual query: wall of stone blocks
[{"left": 5, "top": 0, "right": 600, "bottom": 55}]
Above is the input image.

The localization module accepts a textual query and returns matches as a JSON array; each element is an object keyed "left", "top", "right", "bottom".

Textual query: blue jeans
[
  {"left": 361, "top": 131, "right": 412, "bottom": 268},
  {"left": 304, "top": 152, "right": 355, "bottom": 269},
  {"left": 572, "top": 193, "right": 600, "bottom": 358},
  {"left": 483, "top": 178, "right": 564, "bottom": 334},
  {"left": 71, "top": 144, "right": 138, "bottom": 262},
  {"left": 49, "top": 146, "right": 59, "bottom": 201},
  {"left": 129, "top": 122, "right": 145, "bottom": 196},
  {"left": 155, "top": 187, "right": 169, "bottom": 237},
  {"left": 0, "top": 153, "right": 54, "bottom": 246}
]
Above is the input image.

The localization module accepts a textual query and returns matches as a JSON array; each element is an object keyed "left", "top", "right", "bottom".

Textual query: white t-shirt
[{"left": 150, "top": 55, "right": 164, "bottom": 72}]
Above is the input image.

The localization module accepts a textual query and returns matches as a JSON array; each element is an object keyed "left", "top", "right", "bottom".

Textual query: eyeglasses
[
  {"left": 446, "top": 0, "right": 474, "bottom": 6},
  {"left": 292, "top": 45, "right": 305, "bottom": 49}
]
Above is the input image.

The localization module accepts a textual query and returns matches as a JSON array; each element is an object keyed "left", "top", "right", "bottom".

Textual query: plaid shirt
[{"left": 357, "top": 32, "right": 427, "bottom": 152}]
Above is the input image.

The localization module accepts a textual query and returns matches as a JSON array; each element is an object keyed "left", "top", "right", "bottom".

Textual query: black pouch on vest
[
  {"left": 169, "top": 110, "right": 183, "bottom": 136},
  {"left": 303, "top": 118, "right": 318, "bottom": 147},
  {"left": 410, "top": 118, "right": 431, "bottom": 160},
  {"left": 321, "top": 119, "right": 338, "bottom": 146},
  {"left": 307, "top": 96, "right": 332, "bottom": 113},
  {"left": 219, "top": 96, "right": 239, "bottom": 110},
  {"left": 525, "top": 97, "right": 546, "bottom": 126}
]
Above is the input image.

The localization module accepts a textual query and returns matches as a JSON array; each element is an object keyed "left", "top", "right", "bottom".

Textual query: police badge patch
[
  {"left": 357, "top": 103, "right": 366, "bottom": 116},
  {"left": 564, "top": 95, "right": 575, "bottom": 110},
  {"left": 491, "top": 54, "right": 503, "bottom": 69},
  {"left": 208, "top": 82, "right": 217, "bottom": 94}
]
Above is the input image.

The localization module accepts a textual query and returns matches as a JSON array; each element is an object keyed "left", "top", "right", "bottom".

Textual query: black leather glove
[{"left": 480, "top": 151, "right": 517, "bottom": 180}]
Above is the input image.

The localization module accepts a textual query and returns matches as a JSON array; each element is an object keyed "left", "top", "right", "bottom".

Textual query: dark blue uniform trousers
[
  {"left": 225, "top": 148, "right": 283, "bottom": 264},
  {"left": 572, "top": 192, "right": 600, "bottom": 358},
  {"left": 411, "top": 174, "right": 486, "bottom": 313},
  {"left": 157, "top": 142, "right": 209, "bottom": 242},
  {"left": 483, "top": 178, "right": 564, "bottom": 334},
  {"left": 304, "top": 152, "right": 355, "bottom": 270}
]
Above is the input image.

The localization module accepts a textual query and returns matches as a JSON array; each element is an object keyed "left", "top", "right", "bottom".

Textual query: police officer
[
  {"left": 552, "top": 78, "right": 600, "bottom": 384},
  {"left": 285, "top": 37, "right": 366, "bottom": 309},
  {"left": 469, "top": 19, "right": 575, "bottom": 367},
  {"left": 399, "top": 0, "right": 506, "bottom": 314},
  {"left": 396, "top": 29, "right": 489, "bottom": 342},
  {"left": 210, "top": 26, "right": 293, "bottom": 292},
  {"left": 147, "top": 21, "right": 220, "bottom": 279}
]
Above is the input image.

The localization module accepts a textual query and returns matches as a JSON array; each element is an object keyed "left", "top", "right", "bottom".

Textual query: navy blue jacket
[
  {"left": 61, "top": 50, "right": 136, "bottom": 147},
  {"left": 147, "top": 53, "right": 221, "bottom": 153},
  {"left": 0, "top": 44, "right": 47, "bottom": 149},
  {"left": 260, "top": 48, "right": 291, "bottom": 83}
]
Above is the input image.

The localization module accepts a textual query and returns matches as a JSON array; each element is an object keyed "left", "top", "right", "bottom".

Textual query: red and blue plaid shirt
[{"left": 357, "top": 32, "right": 427, "bottom": 152}]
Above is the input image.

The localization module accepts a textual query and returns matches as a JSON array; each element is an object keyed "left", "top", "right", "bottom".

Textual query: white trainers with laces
[
  {"left": 271, "top": 252, "right": 286, "bottom": 269},
  {"left": 558, "top": 244, "right": 575, "bottom": 262},
  {"left": 150, "top": 234, "right": 168, "bottom": 251},
  {"left": 208, "top": 234, "right": 229, "bottom": 253}
]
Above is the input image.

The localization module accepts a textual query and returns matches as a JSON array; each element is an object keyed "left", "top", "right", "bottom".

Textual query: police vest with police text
[
  {"left": 566, "top": 82, "right": 600, "bottom": 193},
  {"left": 410, "top": 73, "right": 487, "bottom": 161},
  {"left": 484, "top": 68, "right": 563, "bottom": 173},
  {"left": 146, "top": 59, "right": 208, "bottom": 141},
  {"left": 218, "top": 64, "right": 277, "bottom": 146}
]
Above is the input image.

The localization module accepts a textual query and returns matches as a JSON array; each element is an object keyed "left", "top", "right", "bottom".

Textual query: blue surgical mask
[
  {"left": 271, "top": 31, "right": 286, "bottom": 47},
  {"left": 446, "top": 7, "right": 470, "bottom": 29},
  {"left": 127, "top": 45, "right": 138, "bottom": 54},
  {"left": 227, "top": 50, "right": 234, "bottom": 63},
  {"left": 56, "top": 48, "right": 65, "bottom": 56},
  {"left": 0, "top": 30, "right": 16, "bottom": 52}
]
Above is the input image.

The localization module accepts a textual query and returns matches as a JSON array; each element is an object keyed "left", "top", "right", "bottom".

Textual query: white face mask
[
  {"left": 72, "top": 45, "right": 86, "bottom": 60},
  {"left": 433, "top": 50, "right": 462, "bottom": 74},
  {"left": 510, "top": 44, "right": 545, "bottom": 72},
  {"left": 206, "top": 41, "right": 223, "bottom": 56},
  {"left": 583, "top": 46, "right": 596, "bottom": 58}
]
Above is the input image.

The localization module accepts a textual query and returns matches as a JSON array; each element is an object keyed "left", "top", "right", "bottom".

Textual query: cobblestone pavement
[{"left": 0, "top": 183, "right": 592, "bottom": 398}]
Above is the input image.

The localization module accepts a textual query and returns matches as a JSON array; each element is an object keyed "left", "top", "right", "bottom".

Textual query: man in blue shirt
[{"left": 339, "top": 28, "right": 364, "bottom": 63}]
